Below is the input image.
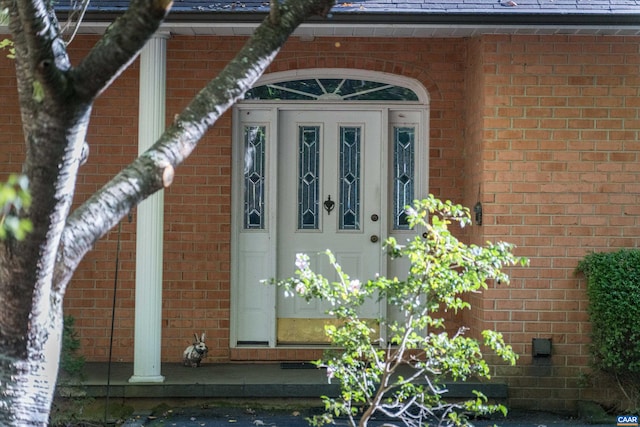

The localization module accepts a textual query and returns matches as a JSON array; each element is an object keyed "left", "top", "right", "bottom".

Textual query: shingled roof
[
  {"left": 56, "top": 0, "right": 640, "bottom": 37},
  {"left": 69, "top": 0, "right": 640, "bottom": 14}
]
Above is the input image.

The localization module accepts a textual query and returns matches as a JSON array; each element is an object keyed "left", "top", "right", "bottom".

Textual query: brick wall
[
  {"left": 63, "top": 37, "right": 140, "bottom": 362},
  {"left": 0, "top": 51, "right": 21, "bottom": 172},
  {"left": 160, "top": 36, "right": 244, "bottom": 360},
  {"left": 463, "top": 36, "right": 490, "bottom": 343},
  {"left": 467, "top": 34, "right": 640, "bottom": 411}
]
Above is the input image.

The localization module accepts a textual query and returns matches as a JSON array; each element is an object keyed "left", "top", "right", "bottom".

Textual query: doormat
[{"left": 280, "top": 362, "right": 318, "bottom": 369}]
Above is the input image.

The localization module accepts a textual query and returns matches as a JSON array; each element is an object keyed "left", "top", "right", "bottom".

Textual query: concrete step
[{"left": 61, "top": 362, "right": 507, "bottom": 400}]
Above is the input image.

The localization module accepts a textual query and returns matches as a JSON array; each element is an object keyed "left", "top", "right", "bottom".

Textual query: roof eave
[
  {"left": 74, "top": 9, "right": 640, "bottom": 25},
  {"left": 53, "top": 10, "right": 640, "bottom": 37}
]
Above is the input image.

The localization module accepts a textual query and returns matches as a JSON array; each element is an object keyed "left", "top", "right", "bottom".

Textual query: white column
[{"left": 129, "top": 34, "right": 168, "bottom": 383}]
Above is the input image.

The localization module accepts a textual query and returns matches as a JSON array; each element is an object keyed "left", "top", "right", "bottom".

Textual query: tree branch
[
  {"left": 71, "top": 0, "right": 172, "bottom": 102},
  {"left": 0, "top": 0, "right": 73, "bottom": 110},
  {"left": 54, "top": 0, "right": 336, "bottom": 292},
  {"left": 270, "top": 0, "right": 280, "bottom": 24}
]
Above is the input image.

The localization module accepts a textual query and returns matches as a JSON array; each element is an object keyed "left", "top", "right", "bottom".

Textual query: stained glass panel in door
[
  {"left": 243, "top": 125, "right": 266, "bottom": 230},
  {"left": 393, "top": 126, "right": 415, "bottom": 230},
  {"left": 298, "top": 126, "right": 321, "bottom": 230},
  {"left": 339, "top": 126, "right": 361, "bottom": 230}
]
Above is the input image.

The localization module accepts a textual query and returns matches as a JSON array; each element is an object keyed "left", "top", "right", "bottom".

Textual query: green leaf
[
  {"left": 0, "top": 8, "right": 8, "bottom": 25},
  {"left": 0, "top": 174, "right": 32, "bottom": 241},
  {"left": 32, "top": 81, "right": 45, "bottom": 103}
]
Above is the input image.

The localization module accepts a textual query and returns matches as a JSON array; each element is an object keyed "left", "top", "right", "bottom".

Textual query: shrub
[
  {"left": 577, "top": 249, "right": 640, "bottom": 409},
  {"left": 51, "top": 316, "right": 90, "bottom": 426},
  {"left": 60, "top": 315, "right": 86, "bottom": 382},
  {"left": 273, "top": 196, "right": 527, "bottom": 427}
]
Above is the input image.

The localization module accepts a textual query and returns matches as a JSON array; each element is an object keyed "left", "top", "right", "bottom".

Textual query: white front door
[{"left": 276, "top": 110, "right": 384, "bottom": 343}]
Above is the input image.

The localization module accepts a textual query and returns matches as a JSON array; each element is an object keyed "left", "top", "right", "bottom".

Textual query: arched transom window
[{"left": 245, "top": 78, "right": 420, "bottom": 101}]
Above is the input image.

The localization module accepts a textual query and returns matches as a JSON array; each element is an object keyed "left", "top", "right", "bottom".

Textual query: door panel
[{"left": 276, "top": 110, "right": 383, "bottom": 343}]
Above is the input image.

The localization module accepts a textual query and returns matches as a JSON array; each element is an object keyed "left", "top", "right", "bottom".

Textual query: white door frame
[{"left": 231, "top": 69, "right": 430, "bottom": 349}]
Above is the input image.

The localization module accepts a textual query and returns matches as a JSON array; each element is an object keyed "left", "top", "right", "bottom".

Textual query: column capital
[{"left": 151, "top": 31, "right": 171, "bottom": 40}]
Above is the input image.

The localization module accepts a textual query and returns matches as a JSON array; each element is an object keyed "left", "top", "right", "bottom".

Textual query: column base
[{"left": 128, "top": 375, "right": 165, "bottom": 383}]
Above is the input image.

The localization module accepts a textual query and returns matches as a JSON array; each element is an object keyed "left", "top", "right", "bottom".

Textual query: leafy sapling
[{"left": 273, "top": 196, "right": 528, "bottom": 427}]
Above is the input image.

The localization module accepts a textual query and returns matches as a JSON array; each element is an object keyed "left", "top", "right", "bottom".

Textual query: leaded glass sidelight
[
  {"left": 243, "top": 125, "right": 266, "bottom": 229},
  {"left": 298, "top": 126, "right": 321, "bottom": 230},
  {"left": 339, "top": 127, "right": 361, "bottom": 230},
  {"left": 393, "top": 127, "right": 415, "bottom": 230}
]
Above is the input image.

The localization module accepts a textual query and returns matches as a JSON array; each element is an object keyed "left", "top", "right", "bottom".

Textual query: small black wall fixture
[
  {"left": 532, "top": 338, "right": 552, "bottom": 357},
  {"left": 473, "top": 201, "right": 482, "bottom": 226},
  {"left": 474, "top": 184, "right": 482, "bottom": 226}
]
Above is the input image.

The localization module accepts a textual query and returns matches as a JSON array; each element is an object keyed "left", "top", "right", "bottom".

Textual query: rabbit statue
[{"left": 183, "top": 332, "right": 208, "bottom": 367}]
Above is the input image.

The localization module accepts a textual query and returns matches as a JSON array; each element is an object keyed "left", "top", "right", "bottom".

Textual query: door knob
[{"left": 370, "top": 235, "right": 379, "bottom": 243}]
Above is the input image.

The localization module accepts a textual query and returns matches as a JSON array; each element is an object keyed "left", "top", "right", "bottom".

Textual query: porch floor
[{"left": 72, "top": 362, "right": 508, "bottom": 400}]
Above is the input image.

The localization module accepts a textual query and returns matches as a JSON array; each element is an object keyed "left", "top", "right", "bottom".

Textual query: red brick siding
[
  {"left": 63, "top": 36, "right": 140, "bottom": 362},
  {"left": 470, "top": 34, "right": 640, "bottom": 411},
  {"left": 463, "top": 37, "right": 490, "bottom": 340}
]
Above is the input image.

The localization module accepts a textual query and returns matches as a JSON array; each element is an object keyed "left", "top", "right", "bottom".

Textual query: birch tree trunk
[{"left": 0, "top": 0, "right": 334, "bottom": 425}]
